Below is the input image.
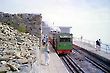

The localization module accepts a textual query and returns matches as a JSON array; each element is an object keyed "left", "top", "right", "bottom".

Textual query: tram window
[{"left": 60, "top": 38, "right": 70, "bottom": 42}]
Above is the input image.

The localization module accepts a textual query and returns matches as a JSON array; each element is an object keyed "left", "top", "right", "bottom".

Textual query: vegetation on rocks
[
  {"left": 17, "top": 23, "right": 27, "bottom": 33},
  {"left": 0, "top": 22, "right": 39, "bottom": 73},
  {"left": 0, "top": 12, "right": 42, "bottom": 36},
  {"left": 0, "top": 12, "right": 42, "bottom": 73}
]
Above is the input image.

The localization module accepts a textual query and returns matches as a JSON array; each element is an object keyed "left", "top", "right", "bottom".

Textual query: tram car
[{"left": 49, "top": 33, "right": 73, "bottom": 54}]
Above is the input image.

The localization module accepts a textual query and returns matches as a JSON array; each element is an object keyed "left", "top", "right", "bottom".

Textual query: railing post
[{"left": 106, "top": 45, "right": 107, "bottom": 53}]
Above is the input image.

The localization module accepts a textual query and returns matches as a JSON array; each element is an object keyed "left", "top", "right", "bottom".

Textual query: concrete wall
[{"left": 59, "top": 27, "right": 72, "bottom": 33}]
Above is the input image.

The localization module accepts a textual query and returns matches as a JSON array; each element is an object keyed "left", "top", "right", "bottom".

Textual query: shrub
[{"left": 17, "top": 23, "right": 27, "bottom": 33}]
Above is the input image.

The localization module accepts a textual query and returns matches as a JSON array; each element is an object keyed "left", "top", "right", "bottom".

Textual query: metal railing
[{"left": 73, "top": 37, "right": 110, "bottom": 53}]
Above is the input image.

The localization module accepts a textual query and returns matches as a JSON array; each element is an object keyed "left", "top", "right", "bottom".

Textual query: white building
[
  {"left": 59, "top": 26, "right": 72, "bottom": 33},
  {"left": 42, "top": 21, "right": 72, "bottom": 35}
]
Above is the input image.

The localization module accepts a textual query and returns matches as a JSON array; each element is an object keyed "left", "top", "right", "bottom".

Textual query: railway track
[
  {"left": 60, "top": 55, "right": 85, "bottom": 73},
  {"left": 60, "top": 47, "right": 110, "bottom": 73},
  {"left": 73, "top": 48, "right": 110, "bottom": 73}
]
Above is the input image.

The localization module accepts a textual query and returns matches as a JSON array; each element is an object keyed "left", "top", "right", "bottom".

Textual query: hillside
[
  {"left": 0, "top": 12, "right": 41, "bottom": 72},
  {"left": 0, "top": 12, "right": 42, "bottom": 37}
]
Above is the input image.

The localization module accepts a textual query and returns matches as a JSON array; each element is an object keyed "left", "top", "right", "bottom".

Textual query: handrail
[{"left": 73, "top": 37, "right": 110, "bottom": 53}]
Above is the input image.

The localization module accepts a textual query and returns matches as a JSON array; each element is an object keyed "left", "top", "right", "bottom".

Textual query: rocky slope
[
  {"left": 0, "top": 12, "right": 42, "bottom": 37},
  {"left": 0, "top": 22, "right": 39, "bottom": 73}
]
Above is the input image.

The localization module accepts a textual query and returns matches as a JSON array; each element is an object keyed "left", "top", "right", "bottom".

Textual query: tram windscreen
[{"left": 60, "top": 38, "right": 70, "bottom": 42}]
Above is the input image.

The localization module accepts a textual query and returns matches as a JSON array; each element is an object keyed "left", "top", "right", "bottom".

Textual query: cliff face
[{"left": 0, "top": 12, "right": 42, "bottom": 38}]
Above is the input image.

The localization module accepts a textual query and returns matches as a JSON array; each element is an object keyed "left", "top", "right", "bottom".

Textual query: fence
[{"left": 73, "top": 37, "right": 110, "bottom": 53}]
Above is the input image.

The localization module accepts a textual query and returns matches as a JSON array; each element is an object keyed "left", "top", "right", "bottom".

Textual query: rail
[
  {"left": 61, "top": 55, "right": 85, "bottom": 73},
  {"left": 73, "top": 37, "right": 110, "bottom": 53},
  {"left": 73, "top": 48, "right": 110, "bottom": 72}
]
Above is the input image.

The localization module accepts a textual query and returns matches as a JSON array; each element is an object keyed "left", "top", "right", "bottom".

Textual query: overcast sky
[{"left": 0, "top": 0, "right": 110, "bottom": 44}]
